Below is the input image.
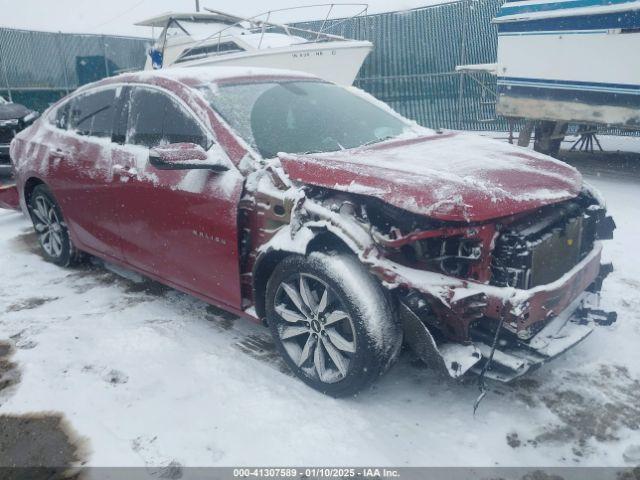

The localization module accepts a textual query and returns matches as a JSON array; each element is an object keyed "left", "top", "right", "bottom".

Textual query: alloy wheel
[
  {"left": 274, "top": 273, "right": 356, "bottom": 384},
  {"left": 32, "top": 195, "right": 64, "bottom": 258}
]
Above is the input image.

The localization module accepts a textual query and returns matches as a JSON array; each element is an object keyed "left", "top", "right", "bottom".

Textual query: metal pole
[
  {"left": 29, "top": 30, "right": 36, "bottom": 97},
  {"left": 102, "top": 35, "right": 110, "bottom": 78},
  {"left": 0, "top": 41, "right": 12, "bottom": 102},
  {"left": 318, "top": 4, "right": 335, "bottom": 40},
  {"left": 195, "top": 0, "right": 200, "bottom": 12},
  {"left": 56, "top": 32, "right": 71, "bottom": 95},
  {"left": 456, "top": 0, "right": 470, "bottom": 130},
  {"left": 258, "top": 12, "right": 271, "bottom": 49},
  {"left": 364, "top": 6, "right": 369, "bottom": 41}
]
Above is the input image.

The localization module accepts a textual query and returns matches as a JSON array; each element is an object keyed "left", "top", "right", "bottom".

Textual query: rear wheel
[
  {"left": 265, "top": 251, "right": 402, "bottom": 397},
  {"left": 28, "top": 184, "right": 83, "bottom": 267}
]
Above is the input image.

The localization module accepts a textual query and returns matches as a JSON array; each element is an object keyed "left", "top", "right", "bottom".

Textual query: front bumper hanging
[
  {"left": 399, "top": 262, "right": 616, "bottom": 383},
  {"left": 469, "top": 290, "right": 616, "bottom": 382}
]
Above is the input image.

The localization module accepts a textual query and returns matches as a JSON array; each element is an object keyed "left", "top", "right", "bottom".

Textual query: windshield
[
  {"left": 162, "top": 19, "right": 243, "bottom": 44},
  {"left": 201, "top": 81, "right": 410, "bottom": 159}
]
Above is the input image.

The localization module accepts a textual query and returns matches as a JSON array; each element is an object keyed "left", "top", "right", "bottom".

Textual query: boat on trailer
[
  {"left": 494, "top": 0, "right": 640, "bottom": 129},
  {"left": 135, "top": 5, "right": 373, "bottom": 85},
  {"left": 459, "top": 0, "right": 640, "bottom": 154}
]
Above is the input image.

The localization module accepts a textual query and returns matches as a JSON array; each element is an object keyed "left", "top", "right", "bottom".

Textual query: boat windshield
[
  {"left": 200, "top": 81, "right": 410, "bottom": 159},
  {"left": 164, "top": 19, "right": 239, "bottom": 43}
]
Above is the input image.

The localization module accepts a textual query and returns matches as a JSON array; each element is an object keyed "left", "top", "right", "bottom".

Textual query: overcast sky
[{"left": 0, "top": 0, "right": 445, "bottom": 37}]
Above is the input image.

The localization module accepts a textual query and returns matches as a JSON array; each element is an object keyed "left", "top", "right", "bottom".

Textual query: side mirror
[{"left": 149, "top": 143, "right": 229, "bottom": 172}]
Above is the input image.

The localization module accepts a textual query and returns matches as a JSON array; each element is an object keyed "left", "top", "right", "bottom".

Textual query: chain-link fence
[
  {"left": 3, "top": 4, "right": 500, "bottom": 125},
  {"left": 1, "top": 7, "right": 637, "bottom": 136},
  {"left": 295, "top": 0, "right": 504, "bottom": 131},
  {"left": 0, "top": 27, "right": 148, "bottom": 112},
  {"left": 297, "top": 0, "right": 638, "bottom": 136}
]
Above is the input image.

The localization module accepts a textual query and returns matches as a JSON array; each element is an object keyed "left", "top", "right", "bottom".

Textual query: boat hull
[
  {"left": 495, "top": 0, "right": 640, "bottom": 127},
  {"left": 163, "top": 41, "right": 373, "bottom": 86}
]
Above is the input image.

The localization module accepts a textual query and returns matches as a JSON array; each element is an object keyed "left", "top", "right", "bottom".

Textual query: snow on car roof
[{"left": 114, "top": 66, "right": 319, "bottom": 87}]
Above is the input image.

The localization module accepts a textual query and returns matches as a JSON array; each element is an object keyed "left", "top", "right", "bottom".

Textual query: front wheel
[
  {"left": 28, "top": 184, "right": 83, "bottom": 267},
  {"left": 265, "top": 251, "right": 402, "bottom": 397}
]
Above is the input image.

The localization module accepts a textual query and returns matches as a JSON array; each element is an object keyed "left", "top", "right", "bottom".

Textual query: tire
[
  {"left": 265, "top": 251, "right": 402, "bottom": 397},
  {"left": 28, "top": 184, "right": 83, "bottom": 267}
]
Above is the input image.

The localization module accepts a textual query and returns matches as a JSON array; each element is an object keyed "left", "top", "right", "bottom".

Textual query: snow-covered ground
[
  {"left": 482, "top": 132, "right": 640, "bottom": 154},
  {"left": 0, "top": 166, "right": 639, "bottom": 469}
]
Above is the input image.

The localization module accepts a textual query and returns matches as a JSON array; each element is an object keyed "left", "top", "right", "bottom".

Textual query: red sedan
[{"left": 7, "top": 67, "right": 616, "bottom": 396}]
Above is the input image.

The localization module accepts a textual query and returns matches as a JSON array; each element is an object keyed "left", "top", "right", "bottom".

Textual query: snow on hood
[{"left": 279, "top": 132, "right": 583, "bottom": 223}]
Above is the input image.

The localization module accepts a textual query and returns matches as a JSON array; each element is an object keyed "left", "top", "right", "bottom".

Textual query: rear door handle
[{"left": 112, "top": 164, "right": 138, "bottom": 180}]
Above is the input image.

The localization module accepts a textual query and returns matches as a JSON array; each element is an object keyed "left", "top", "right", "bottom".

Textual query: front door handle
[
  {"left": 49, "top": 148, "right": 67, "bottom": 160},
  {"left": 112, "top": 164, "right": 138, "bottom": 180}
]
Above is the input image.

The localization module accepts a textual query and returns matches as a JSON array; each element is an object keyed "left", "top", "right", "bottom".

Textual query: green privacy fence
[
  {"left": 1, "top": 2, "right": 504, "bottom": 126},
  {"left": 1, "top": 5, "right": 636, "bottom": 136},
  {"left": 295, "top": 0, "right": 505, "bottom": 131},
  {"left": 0, "top": 28, "right": 149, "bottom": 112},
  {"left": 298, "top": 1, "right": 638, "bottom": 135}
]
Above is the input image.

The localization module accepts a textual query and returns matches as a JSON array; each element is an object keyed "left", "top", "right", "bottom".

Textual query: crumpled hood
[
  {"left": 278, "top": 132, "right": 583, "bottom": 222},
  {"left": 0, "top": 103, "right": 32, "bottom": 121}
]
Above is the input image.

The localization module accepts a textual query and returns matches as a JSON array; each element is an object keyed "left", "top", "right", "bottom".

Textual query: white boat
[
  {"left": 493, "top": 0, "right": 640, "bottom": 128},
  {"left": 135, "top": 5, "right": 373, "bottom": 85}
]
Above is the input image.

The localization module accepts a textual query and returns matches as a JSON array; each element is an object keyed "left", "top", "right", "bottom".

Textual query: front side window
[
  {"left": 68, "top": 89, "right": 117, "bottom": 138},
  {"left": 126, "top": 87, "right": 207, "bottom": 148},
  {"left": 201, "top": 81, "right": 410, "bottom": 159},
  {"left": 51, "top": 102, "right": 70, "bottom": 130}
]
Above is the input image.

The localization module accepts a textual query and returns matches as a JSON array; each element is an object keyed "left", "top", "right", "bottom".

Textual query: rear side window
[
  {"left": 126, "top": 87, "right": 207, "bottom": 148},
  {"left": 68, "top": 89, "right": 117, "bottom": 138}
]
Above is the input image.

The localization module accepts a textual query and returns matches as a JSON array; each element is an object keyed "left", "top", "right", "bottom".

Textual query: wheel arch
[
  {"left": 24, "top": 178, "right": 85, "bottom": 266},
  {"left": 252, "top": 227, "right": 358, "bottom": 322},
  {"left": 23, "top": 176, "right": 46, "bottom": 206}
]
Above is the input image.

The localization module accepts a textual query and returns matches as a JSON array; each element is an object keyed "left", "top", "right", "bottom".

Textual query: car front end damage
[
  {"left": 372, "top": 190, "right": 617, "bottom": 382},
  {"left": 245, "top": 162, "right": 616, "bottom": 383}
]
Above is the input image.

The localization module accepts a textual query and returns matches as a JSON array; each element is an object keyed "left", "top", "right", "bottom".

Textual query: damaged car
[{"left": 5, "top": 67, "right": 616, "bottom": 396}]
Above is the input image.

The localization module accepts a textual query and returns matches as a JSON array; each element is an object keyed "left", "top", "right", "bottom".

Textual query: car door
[
  {"left": 47, "top": 87, "right": 124, "bottom": 260},
  {"left": 111, "top": 85, "right": 245, "bottom": 309}
]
